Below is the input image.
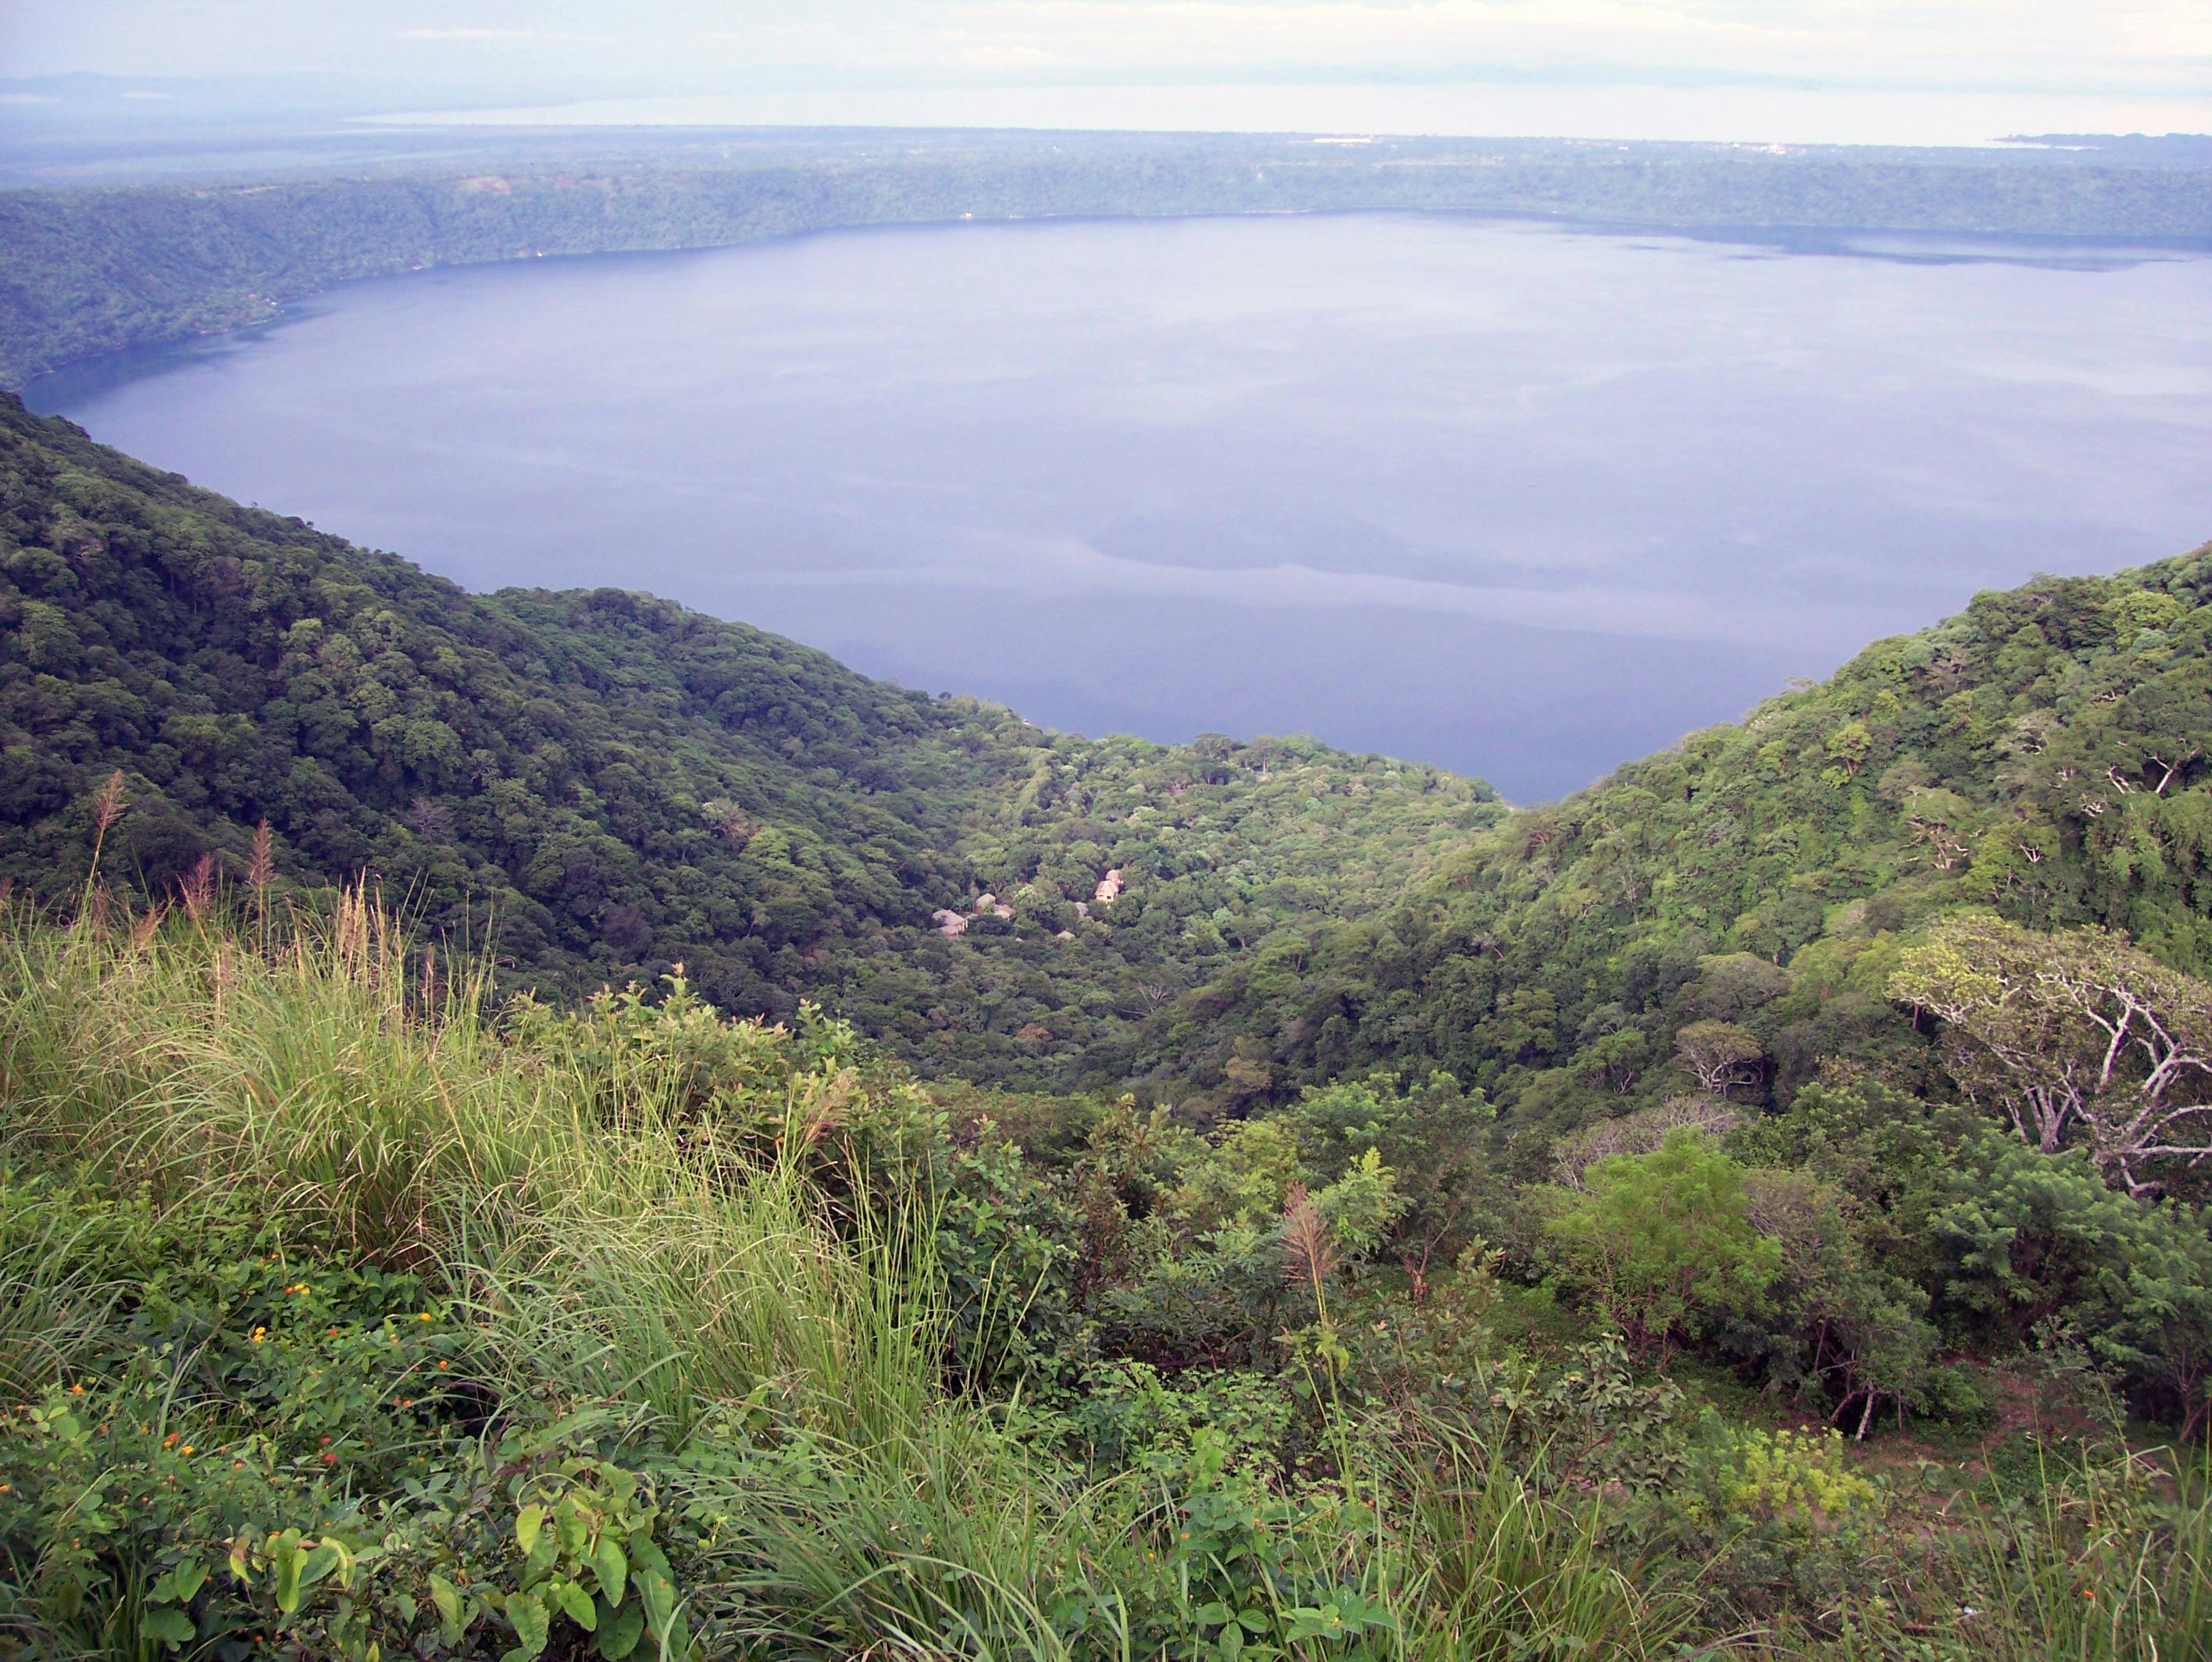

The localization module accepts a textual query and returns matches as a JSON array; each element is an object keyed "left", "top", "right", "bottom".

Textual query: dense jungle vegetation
[
  {"left": 5, "top": 128, "right": 2211, "bottom": 383},
  {"left": 5, "top": 225, "right": 2212, "bottom": 1652},
  {"left": 2, "top": 888, "right": 2207, "bottom": 1657},
  {"left": 0, "top": 393, "right": 1497, "bottom": 1087},
  {"left": 1165, "top": 540, "right": 2212, "bottom": 1115}
]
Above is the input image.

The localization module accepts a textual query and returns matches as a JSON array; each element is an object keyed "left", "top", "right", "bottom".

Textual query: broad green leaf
[
  {"left": 597, "top": 1603, "right": 645, "bottom": 1660},
  {"left": 516, "top": 1502, "right": 546, "bottom": 1558},
  {"left": 429, "top": 1574, "right": 466, "bottom": 1636},
  {"left": 555, "top": 1580, "right": 598, "bottom": 1629},
  {"left": 273, "top": 1547, "right": 302, "bottom": 1614},
  {"left": 141, "top": 1609, "right": 195, "bottom": 1647},
  {"left": 298, "top": 1543, "right": 342, "bottom": 1589},
  {"left": 590, "top": 1536, "right": 627, "bottom": 1606},
  {"left": 639, "top": 1570, "right": 675, "bottom": 1630},
  {"left": 507, "top": 1589, "right": 551, "bottom": 1657}
]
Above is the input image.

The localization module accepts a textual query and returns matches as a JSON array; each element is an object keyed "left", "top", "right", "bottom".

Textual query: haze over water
[{"left": 30, "top": 213, "right": 2212, "bottom": 799}]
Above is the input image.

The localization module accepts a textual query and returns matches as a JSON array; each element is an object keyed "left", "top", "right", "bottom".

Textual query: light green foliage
[
  {"left": 1275, "top": 1069, "right": 1493, "bottom": 1250},
  {"left": 1544, "top": 1129, "right": 1784, "bottom": 1363},
  {"left": 1892, "top": 910, "right": 2212, "bottom": 1192},
  {"left": 1085, "top": 1105, "right": 1408, "bottom": 1370},
  {"left": 1693, "top": 1423, "right": 1882, "bottom": 1530},
  {"left": 1671, "top": 1420, "right": 1891, "bottom": 1627}
]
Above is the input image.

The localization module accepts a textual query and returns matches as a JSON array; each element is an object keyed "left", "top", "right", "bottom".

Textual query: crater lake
[{"left": 29, "top": 212, "right": 2212, "bottom": 799}]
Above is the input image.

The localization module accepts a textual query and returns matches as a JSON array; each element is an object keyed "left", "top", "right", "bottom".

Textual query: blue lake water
[{"left": 29, "top": 213, "right": 2212, "bottom": 800}]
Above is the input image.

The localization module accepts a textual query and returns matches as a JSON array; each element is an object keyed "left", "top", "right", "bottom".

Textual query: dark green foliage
[
  {"left": 6, "top": 167, "right": 2212, "bottom": 1651},
  {"left": 1173, "top": 544, "right": 2212, "bottom": 1135},
  {"left": 0, "top": 391, "right": 1494, "bottom": 1082},
  {"left": 6, "top": 896, "right": 2212, "bottom": 1658}
]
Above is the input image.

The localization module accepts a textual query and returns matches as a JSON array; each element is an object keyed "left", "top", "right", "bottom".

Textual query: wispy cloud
[
  {"left": 7, "top": 1, "right": 2210, "bottom": 108},
  {"left": 398, "top": 28, "right": 539, "bottom": 41}
]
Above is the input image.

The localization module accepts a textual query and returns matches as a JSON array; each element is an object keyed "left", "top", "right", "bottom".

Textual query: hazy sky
[{"left": 6, "top": 2, "right": 2209, "bottom": 96}]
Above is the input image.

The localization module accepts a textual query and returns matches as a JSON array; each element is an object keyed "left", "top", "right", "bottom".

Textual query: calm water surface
[{"left": 30, "top": 215, "right": 2212, "bottom": 799}]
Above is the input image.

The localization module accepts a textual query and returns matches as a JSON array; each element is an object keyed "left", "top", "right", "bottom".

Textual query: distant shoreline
[{"left": 5, "top": 130, "right": 2209, "bottom": 386}]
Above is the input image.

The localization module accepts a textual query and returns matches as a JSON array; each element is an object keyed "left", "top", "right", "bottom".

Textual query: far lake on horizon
[{"left": 29, "top": 213, "right": 2212, "bottom": 801}]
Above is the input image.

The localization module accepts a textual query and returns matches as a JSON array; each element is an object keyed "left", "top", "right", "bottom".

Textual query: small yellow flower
[
  {"left": 418, "top": 1312, "right": 433, "bottom": 1322},
  {"left": 69, "top": 1383, "right": 85, "bottom": 1395},
  {"left": 180, "top": 1445, "right": 194, "bottom": 1456}
]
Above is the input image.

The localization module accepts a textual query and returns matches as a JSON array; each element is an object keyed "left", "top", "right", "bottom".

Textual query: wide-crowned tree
[{"left": 1892, "top": 911, "right": 2212, "bottom": 1197}]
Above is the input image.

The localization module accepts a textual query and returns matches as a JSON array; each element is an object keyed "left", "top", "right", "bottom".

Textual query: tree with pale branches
[
  {"left": 1892, "top": 911, "right": 2212, "bottom": 1197},
  {"left": 1674, "top": 1020, "right": 1764, "bottom": 1098}
]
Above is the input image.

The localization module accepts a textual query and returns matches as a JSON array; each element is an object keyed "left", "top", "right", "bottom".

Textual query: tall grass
[
  {"left": 1921, "top": 1444, "right": 2212, "bottom": 1662},
  {"left": 0, "top": 891, "right": 936, "bottom": 1445},
  {"left": 11, "top": 893, "right": 2192, "bottom": 1660},
  {"left": 0, "top": 1168, "right": 134, "bottom": 1400},
  {"left": 1393, "top": 1431, "right": 1703, "bottom": 1659}
]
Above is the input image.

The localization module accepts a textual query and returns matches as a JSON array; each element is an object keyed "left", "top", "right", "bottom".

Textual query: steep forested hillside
[
  {"left": 12, "top": 382, "right": 2212, "bottom": 1112},
  {"left": 1169, "top": 550, "right": 2212, "bottom": 1128},
  {"left": 0, "top": 391, "right": 1493, "bottom": 1079},
  {"left": 8, "top": 234, "right": 2212, "bottom": 1657}
]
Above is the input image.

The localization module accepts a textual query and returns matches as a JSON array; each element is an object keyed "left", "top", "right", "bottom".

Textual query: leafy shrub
[{"left": 1920, "top": 1361, "right": 2000, "bottom": 1433}]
